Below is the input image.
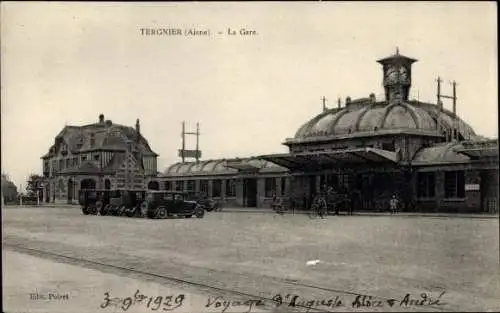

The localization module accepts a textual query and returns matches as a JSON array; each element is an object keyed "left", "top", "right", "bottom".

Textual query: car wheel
[
  {"left": 82, "top": 206, "right": 89, "bottom": 215},
  {"left": 100, "top": 204, "right": 109, "bottom": 216},
  {"left": 91, "top": 205, "right": 98, "bottom": 215},
  {"left": 156, "top": 207, "right": 167, "bottom": 219},
  {"left": 195, "top": 206, "right": 205, "bottom": 218},
  {"left": 126, "top": 207, "right": 136, "bottom": 217}
]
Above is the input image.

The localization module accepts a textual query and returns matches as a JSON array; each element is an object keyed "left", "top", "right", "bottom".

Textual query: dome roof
[
  {"left": 163, "top": 158, "right": 288, "bottom": 177},
  {"left": 292, "top": 99, "right": 477, "bottom": 141}
]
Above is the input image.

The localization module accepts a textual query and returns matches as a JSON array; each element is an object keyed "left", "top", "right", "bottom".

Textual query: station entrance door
[{"left": 243, "top": 178, "right": 257, "bottom": 207}]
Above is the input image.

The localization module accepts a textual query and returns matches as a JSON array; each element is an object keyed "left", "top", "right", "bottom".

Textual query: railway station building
[
  {"left": 156, "top": 51, "right": 499, "bottom": 213},
  {"left": 41, "top": 114, "right": 159, "bottom": 203}
]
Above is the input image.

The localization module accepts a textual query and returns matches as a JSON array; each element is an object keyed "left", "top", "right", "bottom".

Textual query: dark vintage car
[
  {"left": 79, "top": 189, "right": 110, "bottom": 215},
  {"left": 186, "top": 192, "right": 220, "bottom": 212},
  {"left": 140, "top": 191, "right": 205, "bottom": 219},
  {"left": 99, "top": 189, "right": 146, "bottom": 217}
]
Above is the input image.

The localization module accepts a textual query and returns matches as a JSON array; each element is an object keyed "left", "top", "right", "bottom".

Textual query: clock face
[
  {"left": 386, "top": 66, "right": 399, "bottom": 83},
  {"left": 399, "top": 67, "right": 408, "bottom": 81}
]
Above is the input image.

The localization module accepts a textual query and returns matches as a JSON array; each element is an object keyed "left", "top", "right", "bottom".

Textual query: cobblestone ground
[{"left": 2, "top": 207, "right": 500, "bottom": 312}]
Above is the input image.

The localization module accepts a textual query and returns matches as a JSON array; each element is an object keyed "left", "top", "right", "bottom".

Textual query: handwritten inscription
[
  {"left": 271, "top": 292, "right": 446, "bottom": 311},
  {"left": 273, "top": 293, "right": 343, "bottom": 310},
  {"left": 100, "top": 289, "right": 446, "bottom": 312},
  {"left": 100, "top": 289, "right": 185, "bottom": 311},
  {"left": 205, "top": 296, "right": 265, "bottom": 313}
]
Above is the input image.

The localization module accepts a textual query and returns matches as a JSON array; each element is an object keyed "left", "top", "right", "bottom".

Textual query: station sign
[
  {"left": 178, "top": 149, "right": 202, "bottom": 159},
  {"left": 465, "top": 184, "right": 480, "bottom": 191}
]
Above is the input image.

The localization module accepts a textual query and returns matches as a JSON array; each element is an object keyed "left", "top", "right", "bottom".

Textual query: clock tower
[{"left": 377, "top": 48, "right": 417, "bottom": 102}]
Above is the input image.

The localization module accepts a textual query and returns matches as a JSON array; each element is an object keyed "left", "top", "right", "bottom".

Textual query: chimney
[
  {"left": 337, "top": 97, "right": 341, "bottom": 109},
  {"left": 99, "top": 114, "right": 104, "bottom": 123},
  {"left": 136, "top": 118, "right": 140, "bottom": 134},
  {"left": 345, "top": 97, "right": 351, "bottom": 106}
]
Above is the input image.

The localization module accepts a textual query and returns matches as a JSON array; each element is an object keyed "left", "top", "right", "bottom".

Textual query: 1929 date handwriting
[{"left": 100, "top": 289, "right": 185, "bottom": 311}]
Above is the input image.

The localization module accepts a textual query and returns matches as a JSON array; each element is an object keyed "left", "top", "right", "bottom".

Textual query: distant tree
[
  {"left": 2, "top": 173, "right": 18, "bottom": 203},
  {"left": 26, "top": 173, "right": 45, "bottom": 196}
]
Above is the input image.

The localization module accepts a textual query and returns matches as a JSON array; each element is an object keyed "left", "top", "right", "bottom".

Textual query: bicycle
[{"left": 308, "top": 203, "right": 319, "bottom": 219}]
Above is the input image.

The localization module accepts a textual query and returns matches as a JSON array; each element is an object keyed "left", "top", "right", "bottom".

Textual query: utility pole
[
  {"left": 179, "top": 121, "right": 202, "bottom": 163},
  {"left": 436, "top": 76, "right": 459, "bottom": 141},
  {"left": 436, "top": 76, "right": 443, "bottom": 109},
  {"left": 321, "top": 96, "right": 327, "bottom": 112},
  {"left": 195, "top": 123, "right": 200, "bottom": 162}
]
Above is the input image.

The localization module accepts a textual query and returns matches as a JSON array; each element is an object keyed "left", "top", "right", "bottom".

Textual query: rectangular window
[
  {"left": 175, "top": 181, "right": 184, "bottom": 191},
  {"left": 164, "top": 181, "right": 171, "bottom": 190},
  {"left": 225, "top": 179, "right": 236, "bottom": 197},
  {"left": 319, "top": 175, "right": 326, "bottom": 190},
  {"left": 382, "top": 141, "right": 395, "bottom": 151},
  {"left": 338, "top": 174, "right": 351, "bottom": 189},
  {"left": 417, "top": 172, "right": 435, "bottom": 198},
  {"left": 212, "top": 180, "right": 221, "bottom": 197},
  {"left": 186, "top": 180, "right": 195, "bottom": 192},
  {"left": 200, "top": 180, "right": 209, "bottom": 195},
  {"left": 93, "top": 154, "right": 100, "bottom": 161},
  {"left": 265, "top": 177, "right": 275, "bottom": 197},
  {"left": 281, "top": 178, "right": 287, "bottom": 196},
  {"left": 81, "top": 155, "right": 87, "bottom": 162},
  {"left": 444, "top": 171, "right": 465, "bottom": 198}
]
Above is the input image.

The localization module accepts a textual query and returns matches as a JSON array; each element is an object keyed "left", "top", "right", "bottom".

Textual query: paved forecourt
[{"left": 2, "top": 206, "right": 500, "bottom": 312}]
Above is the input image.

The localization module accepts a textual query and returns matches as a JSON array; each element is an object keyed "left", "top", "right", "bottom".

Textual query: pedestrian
[
  {"left": 389, "top": 194, "right": 399, "bottom": 214},
  {"left": 318, "top": 193, "right": 327, "bottom": 219},
  {"left": 271, "top": 192, "right": 277, "bottom": 212}
]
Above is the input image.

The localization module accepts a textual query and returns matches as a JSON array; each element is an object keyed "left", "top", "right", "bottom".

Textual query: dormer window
[{"left": 382, "top": 140, "right": 396, "bottom": 151}]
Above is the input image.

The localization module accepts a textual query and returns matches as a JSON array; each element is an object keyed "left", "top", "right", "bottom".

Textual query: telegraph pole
[
  {"left": 179, "top": 121, "right": 202, "bottom": 163},
  {"left": 436, "top": 77, "right": 459, "bottom": 141},
  {"left": 321, "top": 96, "right": 327, "bottom": 112},
  {"left": 436, "top": 76, "right": 443, "bottom": 109},
  {"left": 181, "top": 121, "right": 186, "bottom": 163},
  {"left": 195, "top": 123, "right": 200, "bottom": 162}
]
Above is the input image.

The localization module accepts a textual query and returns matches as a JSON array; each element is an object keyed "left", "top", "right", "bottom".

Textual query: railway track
[{"left": 4, "top": 242, "right": 452, "bottom": 313}]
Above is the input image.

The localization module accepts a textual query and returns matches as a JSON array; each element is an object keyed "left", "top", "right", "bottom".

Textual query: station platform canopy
[
  {"left": 454, "top": 140, "right": 498, "bottom": 159},
  {"left": 259, "top": 147, "right": 400, "bottom": 171}
]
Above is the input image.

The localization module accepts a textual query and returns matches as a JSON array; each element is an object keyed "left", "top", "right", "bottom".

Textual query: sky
[{"left": 1, "top": 2, "right": 497, "bottom": 190}]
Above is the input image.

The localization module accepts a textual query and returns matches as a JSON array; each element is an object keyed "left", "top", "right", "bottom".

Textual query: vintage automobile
[
  {"left": 121, "top": 190, "right": 147, "bottom": 217},
  {"left": 78, "top": 189, "right": 110, "bottom": 215},
  {"left": 100, "top": 189, "right": 119, "bottom": 216},
  {"left": 187, "top": 192, "right": 220, "bottom": 212},
  {"left": 140, "top": 191, "right": 205, "bottom": 219},
  {"left": 97, "top": 189, "right": 143, "bottom": 216}
]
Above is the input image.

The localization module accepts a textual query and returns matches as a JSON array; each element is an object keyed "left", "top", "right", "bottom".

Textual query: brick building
[
  {"left": 41, "top": 114, "right": 159, "bottom": 203},
  {"left": 155, "top": 51, "right": 498, "bottom": 213}
]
